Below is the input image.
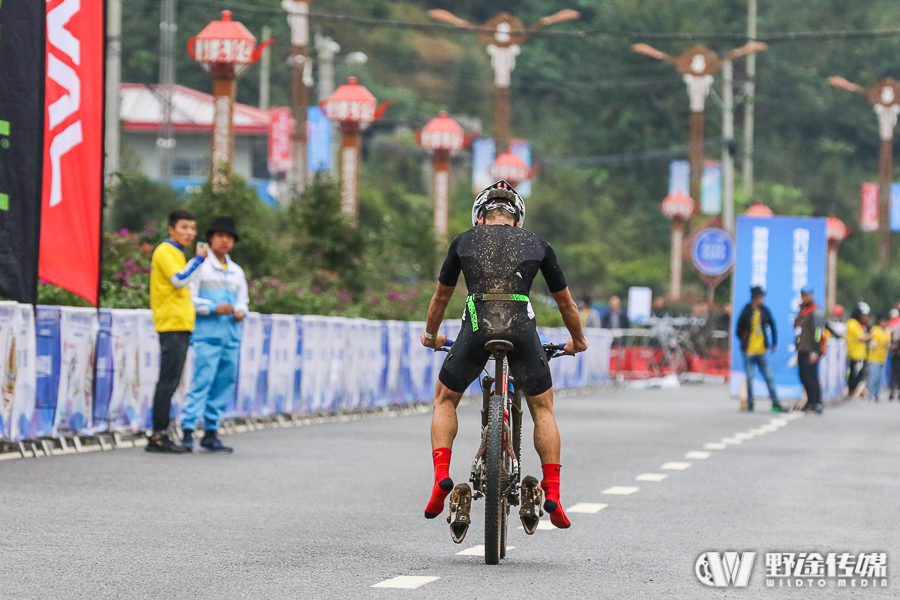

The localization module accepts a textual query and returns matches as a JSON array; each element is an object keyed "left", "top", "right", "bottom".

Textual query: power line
[{"left": 180, "top": 0, "right": 900, "bottom": 45}]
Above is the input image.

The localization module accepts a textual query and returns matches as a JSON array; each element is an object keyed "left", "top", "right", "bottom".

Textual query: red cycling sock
[
  {"left": 541, "top": 463, "right": 571, "bottom": 529},
  {"left": 424, "top": 448, "right": 453, "bottom": 519}
]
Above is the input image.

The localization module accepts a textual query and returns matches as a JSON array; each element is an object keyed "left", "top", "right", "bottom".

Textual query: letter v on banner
[{"left": 39, "top": 0, "right": 104, "bottom": 306}]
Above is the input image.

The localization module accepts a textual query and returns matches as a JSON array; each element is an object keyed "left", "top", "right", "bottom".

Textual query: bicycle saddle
[{"left": 484, "top": 340, "right": 515, "bottom": 353}]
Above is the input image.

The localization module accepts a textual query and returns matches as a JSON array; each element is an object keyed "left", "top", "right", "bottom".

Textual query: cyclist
[{"left": 420, "top": 180, "right": 589, "bottom": 529}]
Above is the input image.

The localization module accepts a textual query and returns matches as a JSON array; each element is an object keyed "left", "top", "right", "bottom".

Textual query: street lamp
[
  {"left": 661, "top": 191, "right": 696, "bottom": 299},
  {"left": 283, "top": 0, "right": 315, "bottom": 191},
  {"left": 825, "top": 216, "right": 848, "bottom": 313},
  {"left": 828, "top": 76, "right": 900, "bottom": 265},
  {"left": 188, "top": 11, "right": 273, "bottom": 190},
  {"left": 418, "top": 111, "right": 466, "bottom": 240},
  {"left": 428, "top": 9, "right": 579, "bottom": 154},
  {"left": 320, "top": 77, "right": 390, "bottom": 222},
  {"left": 633, "top": 42, "right": 766, "bottom": 205}
]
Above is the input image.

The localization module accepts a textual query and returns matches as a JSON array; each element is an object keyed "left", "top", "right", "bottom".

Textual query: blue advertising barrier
[
  {"left": 1, "top": 306, "right": 615, "bottom": 442},
  {"left": 730, "top": 216, "right": 833, "bottom": 401}
]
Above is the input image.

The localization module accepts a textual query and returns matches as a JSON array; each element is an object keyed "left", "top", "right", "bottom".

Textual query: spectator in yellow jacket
[
  {"left": 146, "top": 210, "right": 208, "bottom": 453},
  {"left": 867, "top": 315, "right": 891, "bottom": 402},
  {"left": 846, "top": 304, "right": 871, "bottom": 396}
]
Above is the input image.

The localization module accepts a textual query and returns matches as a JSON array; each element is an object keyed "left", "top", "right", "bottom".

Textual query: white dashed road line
[
  {"left": 703, "top": 442, "right": 728, "bottom": 450},
  {"left": 601, "top": 486, "right": 640, "bottom": 495},
  {"left": 372, "top": 576, "right": 441, "bottom": 589},
  {"left": 636, "top": 473, "right": 668, "bottom": 482},
  {"left": 721, "top": 437, "right": 743, "bottom": 444},
  {"left": 566, "top": 502, "right": 608, "bottom": 513},
  {"left": 685, "top": 451, "right": 711, "bottom": 459},
  {"left": 661, "top": 462, "right": 692, "bottom": 470},
  {"left": 733, "top": 432, "right": 756, "bottom": 440},
  {"left": 456, "top": 545, "right": 515, "bottom": 556}
]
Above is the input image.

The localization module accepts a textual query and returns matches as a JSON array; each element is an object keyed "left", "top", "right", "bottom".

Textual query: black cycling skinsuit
[{"left": 437, "top": 224, "right": 568, "bottom": 396}]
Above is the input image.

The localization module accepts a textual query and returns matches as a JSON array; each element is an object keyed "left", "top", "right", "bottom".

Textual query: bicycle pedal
[
  {"left": 447, "top": 483, "right": 472, "bottom": 544},
  {"left": 519, "top": 475, "right": 543, "bottom": 535}
]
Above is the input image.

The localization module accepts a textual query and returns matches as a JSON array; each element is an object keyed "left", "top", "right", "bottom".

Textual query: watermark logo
[
  {"left": 695, "top": 552, "right": 756, "bottom": 587},
  {"left": 765, "top": 552, "right": 888, "bottom": 588}
]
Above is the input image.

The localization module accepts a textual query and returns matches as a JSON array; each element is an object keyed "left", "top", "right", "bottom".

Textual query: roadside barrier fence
[{"left": 0, "top": 303, "right": 614, "bottom": 443}]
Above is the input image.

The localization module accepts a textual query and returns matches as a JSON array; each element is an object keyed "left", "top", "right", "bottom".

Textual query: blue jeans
[
  {"left": 868, "top": 361, "right": 886, "bottom": 399},
  {"left": 743, "top": 352, "right": 780, "bottom": 405}
]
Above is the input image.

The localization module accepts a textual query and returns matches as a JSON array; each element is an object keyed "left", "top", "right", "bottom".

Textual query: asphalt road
[{"left": 2, "top": 384, "right": 898, "bottom": 599}]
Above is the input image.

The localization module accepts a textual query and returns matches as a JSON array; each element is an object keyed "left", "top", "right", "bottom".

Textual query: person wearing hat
[
  {"left": 180, "top": 217, "right": 248, "bottom": 453},
  {"left": 735, "top": 286, "right": 786, "bottom": 412},
  {"left": 794, "top": 286, "right": 826, "bottom": 413}
]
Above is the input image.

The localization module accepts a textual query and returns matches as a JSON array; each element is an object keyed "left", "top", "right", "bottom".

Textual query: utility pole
[
  {"left": 284, "top": 0, "right": 314, "bottom": 191},
  {"left": 828, "top": 76, "right": 900, "bottom": 264},
  {"left": 428, "top": 9, "right": 580, "bottom": 154},
  {"left": 743, "top": 0, "right": 757, "bottom": 196},
  {"left": 259, "top": 25, "right": 272, "bottom": 110},
  {"left": 633, "top": 42, "right": 765, "bottom": 206},
  {"left": 105, "top": 0, "right": 122, "bottom": 187},
  {"left": 722, "top": 61, "right": 735, "bottom": 231},
  {"left": 158, "top": 0, "right": 177, "bottom": 181}
]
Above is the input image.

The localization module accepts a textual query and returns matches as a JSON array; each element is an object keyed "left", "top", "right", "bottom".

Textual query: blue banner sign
[{"left": 730, "top": 216, "right": 828, "bottom": 400}]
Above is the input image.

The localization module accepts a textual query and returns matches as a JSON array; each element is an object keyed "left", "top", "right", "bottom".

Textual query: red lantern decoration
[
  {"left": 418, "top": 111, "right": 466, "bottom": 239},
  {"left": 826, "top": 216, "right": 848, "bottom": 242},
  {"left": 661, "top": 192, "right": 695, "bottom": 220},
  {"left": 488, "top": 150, "right": 531, "bottom": 185},
  {"left": 417, "top": 111, "right": 465, "bottom": 152},
  {"left": 745, "top": 203, "right": 774, "bottom": 217}
]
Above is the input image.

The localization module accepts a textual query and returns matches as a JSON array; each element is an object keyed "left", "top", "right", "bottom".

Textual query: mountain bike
[{"left": 437, "top": 339, "right": 567, "bottom": 565}]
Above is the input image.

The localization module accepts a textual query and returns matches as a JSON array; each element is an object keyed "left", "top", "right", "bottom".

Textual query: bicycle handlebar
[{"left": 434, "top": 340, "right": 569, "bottom": 359}]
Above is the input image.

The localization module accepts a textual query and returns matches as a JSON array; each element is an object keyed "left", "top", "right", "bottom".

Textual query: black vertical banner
[{"left": 0, "top": 0, "right": 45, "bottom": 304}]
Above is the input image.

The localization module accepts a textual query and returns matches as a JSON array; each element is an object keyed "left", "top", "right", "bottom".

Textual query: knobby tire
[{"left": 484, "top": 394, "right": 506, "bottom": 565}]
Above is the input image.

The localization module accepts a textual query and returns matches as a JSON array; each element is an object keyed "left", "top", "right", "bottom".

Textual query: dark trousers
[
  {"left": 890, "top": 355, "right": 900, "bottom": 391},
  {"left": 797, "top": 352, "right": 821, "bottom": 407},
  {"left": 151, "top": 331, "right": 191, "bottom": 432},
  {"left": 848, "top": 360, "right": 867, "bottom": 394}
]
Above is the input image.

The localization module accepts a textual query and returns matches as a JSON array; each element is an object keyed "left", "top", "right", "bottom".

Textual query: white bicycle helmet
[
  {"left": 471, "top": 180, "right": 526, "bottom": 227},
  {"left": 858, "top": 301, "right": 871, "bottom": 315}
]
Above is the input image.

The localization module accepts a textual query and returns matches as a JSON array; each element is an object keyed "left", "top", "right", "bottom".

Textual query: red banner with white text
[{"left": 38, "top": 0, "right": 104, "bottom": 305}]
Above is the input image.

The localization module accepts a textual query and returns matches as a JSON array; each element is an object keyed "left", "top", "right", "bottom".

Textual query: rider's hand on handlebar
[
  {"left": 564, "top": 336, "right": 589, "bottom": 355},
  {"left": 421, "top": 332, "right": 448, "bottom": 349}
]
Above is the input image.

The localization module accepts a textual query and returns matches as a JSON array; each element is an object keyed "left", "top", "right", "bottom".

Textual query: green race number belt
[{"left": 465, "top": 293, "right": 530, "bottom": 332}]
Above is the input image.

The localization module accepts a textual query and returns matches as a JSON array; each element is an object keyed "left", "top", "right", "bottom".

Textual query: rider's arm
[
  {"left": 423, "top": 283, "right": 455, "bottom": 348},
  {"left": 551, "top": 287, "right": 588, "bottom": 354}
]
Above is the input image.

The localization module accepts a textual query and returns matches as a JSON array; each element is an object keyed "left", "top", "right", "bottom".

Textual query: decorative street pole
[
  {"left": 428, "top": 9, "right": 579, "bottom": 154},
  {"left": 828, "top": 76, "right": 900, "bottom": 265},
  {"left": 662, "top": 192, "right": 695, "bottom": 299},
  {"left": 488, "top": 150, "right": 533, "bottom": 188},
  {"left": 188, "top": 11, "right": 273, "bottom": 190},
  {"left": 417, "top": 111, "right": 465, "bottom": 240},
  {"left": 825, "top": 216, "right": 848, "bottom": 313},
  {"left": 633, "top": 42, "right": 766, "bottom": 205},
  {"left": 283, "top": 0, "right": 314, "bottom": 191},
  {"left": 320, "top": 77, "right": 390, "bottom": 222}
]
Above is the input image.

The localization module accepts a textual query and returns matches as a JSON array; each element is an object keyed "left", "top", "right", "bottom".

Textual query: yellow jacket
[
  {"left": 150, "top": 241, "right": 205, "bottom": 332},
  {"left": 868, "top": 326, "right": 891, "bottom": 364},
  {"left": 846, "top": 318, "right": 867, "bottom": 361}
]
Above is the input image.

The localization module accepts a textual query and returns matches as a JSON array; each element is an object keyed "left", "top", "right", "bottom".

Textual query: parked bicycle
[{"left": 437, "top": 339, "right": 568, "bottom": 565}]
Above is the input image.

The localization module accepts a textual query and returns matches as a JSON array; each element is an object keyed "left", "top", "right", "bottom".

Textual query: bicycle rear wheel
[{"left": 483, "top": 394, "right": 507, "bottom": 565}]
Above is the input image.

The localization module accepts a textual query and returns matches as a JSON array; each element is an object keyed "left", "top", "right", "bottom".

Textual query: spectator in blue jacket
[{"left": 180, "top": 217, "right": 249, "bottom": 453}]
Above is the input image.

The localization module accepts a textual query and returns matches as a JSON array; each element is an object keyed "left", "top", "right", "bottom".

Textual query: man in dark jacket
[
  {"left": 736, "top": 286, "right": 786, "bottom": 412},
  {"left": 794, "top": 286, "right": 826, "bottom": 414}
]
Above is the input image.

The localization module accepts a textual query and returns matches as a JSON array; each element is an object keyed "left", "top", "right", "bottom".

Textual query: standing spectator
[
  {"left": 147, "top": 210, "right": 208, "bottom": 453},
  {"left": 578, "top": 296, "right": 603, "bottom": 328},
  {"left": 794, "top": 286, "right": 825, "bottom": 414},
  {"left": 600, "top": 295, "right": 629, "bottom": 330},
  {"left": 180, "top": 217, "right": 248, "bottom": 453},
  {"left": 889, "top": 309, "right": 900, "bottom": 400},
  {"left": 846, "top": 304, "right": 871, "bottom": 396},
  {"left": 866, "top": 314, "right": 891, "bottom": 402},
  {"left": 735, "top": 286, "right": 786, "bottom": 412},
  {"left": 827, "top": 304, "right": 846, "bottom": 338}
]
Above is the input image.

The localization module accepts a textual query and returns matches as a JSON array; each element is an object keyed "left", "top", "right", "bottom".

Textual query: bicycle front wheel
[{"left": 483, "top": 394, "right": 507, "bottom": 565}]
